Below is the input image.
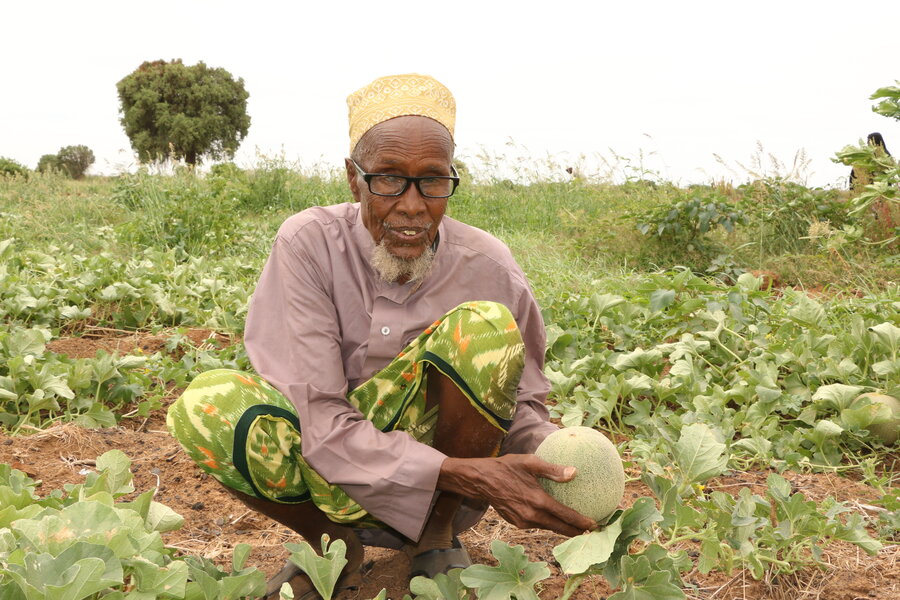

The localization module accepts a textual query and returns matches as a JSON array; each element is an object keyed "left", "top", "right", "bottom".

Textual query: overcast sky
[{"left": 3, "top": 0, "right": 899, "bottom": 187}]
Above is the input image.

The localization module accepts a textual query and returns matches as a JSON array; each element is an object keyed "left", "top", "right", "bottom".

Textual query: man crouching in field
[{"left": 166, "top": 73, "right": 595, "bottom": 598}]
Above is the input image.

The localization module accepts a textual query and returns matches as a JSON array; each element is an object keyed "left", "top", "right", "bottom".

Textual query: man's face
[{"left": 346, "top": 116, "right": 454, "bottom": 261}]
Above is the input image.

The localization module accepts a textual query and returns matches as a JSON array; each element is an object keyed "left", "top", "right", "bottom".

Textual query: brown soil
[
  {"left": 47, "top": 327, "right": 237, "bottom": 359},
  {"left": 3, "top": 418, "right": 896, "bottom": 599},
  {"left": 2, "top": 331, "right": 897, "bottom": 599}
]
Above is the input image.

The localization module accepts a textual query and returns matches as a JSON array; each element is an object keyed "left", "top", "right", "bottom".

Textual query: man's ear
[{"left": 345, "top": 157, "right": 361, "bottom": 202}]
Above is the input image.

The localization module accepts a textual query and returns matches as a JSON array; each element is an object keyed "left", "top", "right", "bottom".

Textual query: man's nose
[{"left": 394, "top": 181, "right": 427, "bottom": 216}]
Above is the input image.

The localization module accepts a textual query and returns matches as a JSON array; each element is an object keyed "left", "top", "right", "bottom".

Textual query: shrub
[
  {"left": 36, "top": 154, "right": 63, "bottom": 174},
  {"left": 737, "top": 179, "right": 855, "bottom": 254},
  {"left": 57, "top": 145, "right": 95, "bottom": 179},
  {"left": 635, "top": 189, "right": 745, "bottom": 251},
  {"left": 0, "top": 157, "right": 29, "bottom": 178}
]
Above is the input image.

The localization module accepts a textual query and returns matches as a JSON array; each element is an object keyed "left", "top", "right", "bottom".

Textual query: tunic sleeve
[{"left": 244, "top": 227, "right": 446, "bottom": 541}]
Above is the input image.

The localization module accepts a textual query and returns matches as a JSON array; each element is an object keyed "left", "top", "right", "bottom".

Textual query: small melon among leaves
[
  {"left": 858, "top": 393, "right": 900, "bottom": 445},
  {"left": 535, "top": 426, "right": 625, "bottom": 524}
]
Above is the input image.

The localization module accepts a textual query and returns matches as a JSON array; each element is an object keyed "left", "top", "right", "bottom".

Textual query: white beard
[{"left": 370, "top": 242, "right": 435, "bottom": 284}]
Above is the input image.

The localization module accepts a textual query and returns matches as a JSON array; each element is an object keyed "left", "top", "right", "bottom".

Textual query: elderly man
[{"left": 167, "top": 74, "right": 595, "bottom": 598}]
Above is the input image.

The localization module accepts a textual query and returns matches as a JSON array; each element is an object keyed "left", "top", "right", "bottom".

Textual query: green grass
[{"left": 2, "top": 163, "right": 897, "bottom": 291}]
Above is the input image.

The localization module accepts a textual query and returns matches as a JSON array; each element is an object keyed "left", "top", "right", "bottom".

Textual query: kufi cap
[{"left": 347, "top": 73, "right": 456, "bottom": 152}]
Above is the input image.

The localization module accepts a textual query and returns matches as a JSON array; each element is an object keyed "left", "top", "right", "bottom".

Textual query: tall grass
[{"left": 0, "top": 152, "right": 896, "bottom": 289}]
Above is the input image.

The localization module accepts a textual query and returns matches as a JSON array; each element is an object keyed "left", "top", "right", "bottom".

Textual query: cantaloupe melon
[
  {"left": 857, "top": 392, "right": 900, "bottom": 445},
  {"left": 534, "top": 426, "right": 625, "bottom": 524}
]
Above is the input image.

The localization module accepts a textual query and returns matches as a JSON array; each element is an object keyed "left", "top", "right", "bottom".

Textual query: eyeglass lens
[{"left": 369, "top": 175, "right": 454, "bottom": 198}]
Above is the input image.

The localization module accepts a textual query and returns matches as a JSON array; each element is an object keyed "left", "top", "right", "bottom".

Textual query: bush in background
[
  {"left": 736, "top": 179, "right": 854, "bottom": 254},
  {"left": 57, "top": 145, "right": 95, "bottom": 179},
  {"left": 0, "top": 157, "right": 29, "bottom": 178},
  {"left": 36, "top": 153, "right": 63, "bottom": 174}
]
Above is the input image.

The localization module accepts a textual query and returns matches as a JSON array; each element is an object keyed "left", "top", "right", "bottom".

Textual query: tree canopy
[
  {"left": 117, "top": 60, "right": 251, "bottom": 166},
  {"left": 57, "top": 145, "right": 95, "bottom": 179}
]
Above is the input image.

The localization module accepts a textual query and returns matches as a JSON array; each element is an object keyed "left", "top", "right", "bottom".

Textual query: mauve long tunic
[{"left": 244, "top": 202, "right": 556, "bottom": 541}]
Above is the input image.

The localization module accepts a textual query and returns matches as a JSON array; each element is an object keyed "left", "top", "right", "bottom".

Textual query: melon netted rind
[
  {"left": 858, "top": 393, "right": 900, "bottom": 445},
  {"left": 534, "top": 426, "right": 625, "bottom": 524}
]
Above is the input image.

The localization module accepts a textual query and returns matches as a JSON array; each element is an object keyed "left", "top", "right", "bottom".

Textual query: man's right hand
[{"left": 437, "top": 454, "right": 597, "bottom": 537}]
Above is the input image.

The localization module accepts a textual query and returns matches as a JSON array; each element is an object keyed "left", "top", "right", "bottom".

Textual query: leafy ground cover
[{"left": 0, "top": 165, "right": 897, "bottom": 598}]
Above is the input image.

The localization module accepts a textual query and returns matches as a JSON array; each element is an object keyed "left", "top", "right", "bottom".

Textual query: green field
[{"left": 0, "top": 166, "right": 897, "bottom": 599}]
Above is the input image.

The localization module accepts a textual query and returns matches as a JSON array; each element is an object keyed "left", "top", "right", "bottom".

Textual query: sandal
[
  {"left": 264, "top": 560, "right": 362, "bottom": 600},
  {"left": 408, "top": 536, "right": 472, "bottom": 579}
]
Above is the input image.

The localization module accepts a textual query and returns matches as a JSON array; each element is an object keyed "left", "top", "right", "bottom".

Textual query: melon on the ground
[
  {"left": 858, "top": 392, "right": 900, "bottom": 445},
  {"left": 534, "top": 426, "right": 625, "bottom": 524}
]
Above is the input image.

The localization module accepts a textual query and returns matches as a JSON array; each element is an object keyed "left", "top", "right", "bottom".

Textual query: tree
[
  {"left": 57, "top": 145, "right": 95, "bottom": 179},
  {"left": 117, "top": 59, "right": 251, "bottom": 166},
  {"left": 37, "top": 154, "right": 63, "bottom": 174}
]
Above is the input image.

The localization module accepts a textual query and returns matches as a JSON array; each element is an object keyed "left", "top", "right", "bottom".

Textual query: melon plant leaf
[
  {"left": 284, "top": 535, "right": 348, "bottom": 600},
  {"left": 91, "top": 450, "right": 136, "bottom": 497},
  {"left": 601, "top": 498, "right": 663, "bottom": 586},
  {"left": 786, "top": 294, "right": 826, "bottom": 328},
  {"left": 868, "top": 322, "right": 900, "bottom": 353},
  {"left": 672, "top": 423, "right": 727, "bottom": 486},
  {"left": 459, "top": 540, "right": 549, "bottom": 600},
  {"left": 590, "top": 293, "right": 625, "bottom": 316},
  {"left": 607, "top": 569, "right": 685, "bottom": 600},
  {"left": 0, "top": 580, "right": 27, "bottom": 600},
  {"left": 649, "top": 289, "right": 676, "bottom": 313},
  {"left": 553, "top": 518, "right": 623, "bottom": 574},
  {"left": 3, "top": 328, "right": 47, "bottom": 357},
  {"left": 608, "top": 348, "right": 663, "bottom": 373},
  {"left": 811, "top": 384, "right": 863, "bottom": 412},
  {"left": 409, "top": 569, "right": 468, "bottom": 600},
  {"left": 129, "top": 557, "right": 187, "bottom": 595},
  {"left": 217, "top": 569, "right": 267, "bottom": 599},
  {"left": 145, "top": 500, "right": 184, "bottom": 533},
  {"left": 871, "top": 359, "right": 900, "bottom": 377},
  {"left": 697, "top": 538, "right": 721, "bottom": 574},
  {"left": 839, "top": 398, "right": 891, "bottom": 431},
  {"left": 833, "top": 513, "right": 882, "bottom": 556},
  {"left": 5, "top": 550, "right": 121, "bottom": 600},
  {"left": 232, "top": 542, "right": 252, "bottom": 572}
]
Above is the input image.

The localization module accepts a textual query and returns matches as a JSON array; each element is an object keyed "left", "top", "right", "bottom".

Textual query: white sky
[{"left": 2, "top": 0, "right": 899, "bottom": 187}]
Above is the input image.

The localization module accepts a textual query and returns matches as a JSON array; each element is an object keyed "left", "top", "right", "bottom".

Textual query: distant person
[
  {"left": 849, "top": 132, "right": 892, "bottom": 190},
  {"left": 166, "top": 73, "right": 596, "bottom": 599}
]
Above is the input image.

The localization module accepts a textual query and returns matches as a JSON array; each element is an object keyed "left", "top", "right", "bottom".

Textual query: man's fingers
[
  {"left": 516, "top": 487, "right": 598, "bottom": 534},
  {"left": 501, "top": 499, "right": 595, "bottom": 537},
  {"left": 528, "top": 456, "right": 577, "bottom": 483},
  {"left": 543, "top": 496, "right": 597, "bottom": 533}
]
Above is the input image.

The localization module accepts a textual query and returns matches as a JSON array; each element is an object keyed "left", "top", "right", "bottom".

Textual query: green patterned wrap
[{"left": 166, "top": 300, "right": 524, "bottom": 526}]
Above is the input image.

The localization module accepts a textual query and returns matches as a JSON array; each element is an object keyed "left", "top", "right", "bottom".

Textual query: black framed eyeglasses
[{"left": 351, "top": 159, "right": 460, "bottom": 198}]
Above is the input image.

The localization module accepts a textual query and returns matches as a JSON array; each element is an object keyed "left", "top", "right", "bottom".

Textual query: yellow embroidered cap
[{"left": 347, "top": 73, "right": 456, "bottom": 152}]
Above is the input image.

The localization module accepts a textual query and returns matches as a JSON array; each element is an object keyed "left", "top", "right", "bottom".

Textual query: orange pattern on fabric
[
  {"left": 197, "top": 446, "right": 215, "bottom": 460},
  {"left": 201, "top": 403, "right": 217, "bottom": 415},
  {"left": 234, "top": 374, "right": 258, "bottom": 387},
  {"left": 203, "top": 459, "right": 219, "bottom": 470},
  {"left": 267, "top": 477, "right": 287, "bottom": 489}
]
